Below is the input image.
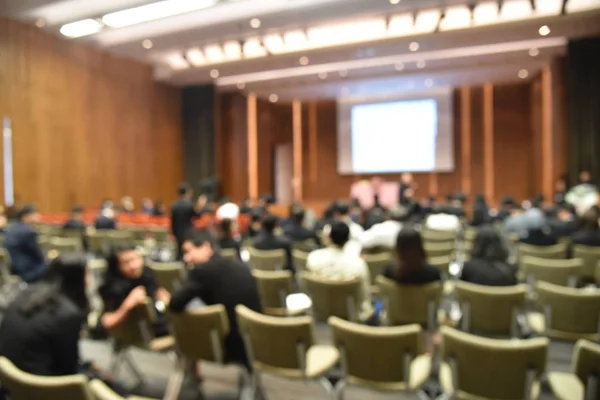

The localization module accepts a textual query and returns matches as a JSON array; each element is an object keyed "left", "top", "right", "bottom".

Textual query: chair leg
[
  {"left": 122, "top": 351, "right": 144, "bottom": 387},
  {"left": 334, "top": 379, "right": 347, "bottom": 400},
  {"left": 252, "top": 372, "right": 268, "bottom": 400},
  {"left": 163, "top": 358, "right": 186, "bottom": 400},
  {"left": 317, "top": 377, "right": 335, "bottom": 400}
]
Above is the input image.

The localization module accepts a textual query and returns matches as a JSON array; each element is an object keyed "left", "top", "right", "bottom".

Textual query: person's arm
[
  {"left": 51, "top": 312, "right": 84, "bottom": 376},
  {"left": 169, "top": 268, "right": 210, "bottom": 312},
  {"left": 25, "top": 230, "right": 45, "bottom": 263},
  {"left": 100, "top": 286, "right": 146, "bottom": 331}
]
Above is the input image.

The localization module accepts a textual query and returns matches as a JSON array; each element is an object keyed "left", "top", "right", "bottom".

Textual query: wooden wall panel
[
  {"left": 0, "top": 18, "right": 183, "bottom": 211},
  {"left": 219, "top": 93, "right": 248, "bottom": 202},
  {"left": 469, "top": 87, "right": 486, "bottom": 197}
]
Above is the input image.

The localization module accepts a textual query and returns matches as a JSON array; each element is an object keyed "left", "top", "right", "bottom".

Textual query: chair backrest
[
  {"left": 573, "top": 245, "right": 600, "bottom": 278},
  {"left": 518, "top": 243, "right": 568, "bottom": 260},
  {"left": 424, "top": 242, "right": 454, "bottom": 258},
  {"left": 291, "top": 240, "right": 316, "bottom": 252},
  {"left": 248, "top": 248, "right": 286, "bottom": 271},
  {"left": 110, "top": 300, "right": 156, "bottom": 348},
  {"left": 421, "top": 230, "right": 456, "bottom": 243},
  {"left": 292, "top": 249, "right": 309, "bottom": 275},
  {"left": 220, "top": 248, "right": 239, "bottom": 260},
  {"left": 0, "top": 357, "right": 94, "bottom": 400},
  {"left": 235, "top": 305, "right": 314, "bottom": 375},
  {"left": 376, "top": 276, "right": 441, "bottom": 328},
  {"left": 168, "top": 304, "right": 229, "bottom": 363},
  {"left": 105, "top": 230, "right": 133, "bottom": 245},
  {"left": 88, "top": 379, "right": 127, "bottom": 400},
  {"left": 521, "top": 256, "right": 583, "bottom": 286},
  {"left": 455, "top": 281, "right": 527, "bottom": 336},
  {"left": 149, "top": 262, "right": 185, "bottom": 294},
  {"left": 440, "top": 327, "right": 548, "bottom": 399},
  {"left": 535, "top": 281, "right": 600, "bottom": 335},
  {"left": 428, "top": 255, "right": 452, "bottom": 275},
  {"left": 363, "top": 252, "right": 392, "bottom": 285},
  {"left": 572, "top": 340, "right": 600, "bottom": 392},
  {"left": 329, "top": 317, "right": 424, "bottom": 388},
  {"left": 253, "top": 269, "right": 294, "bottom": 310},
  {"left": 126, "top": 227, "right": 148, "bottom": 241},
  {"left": 148, "top": 227, "right": 169, "bottom": 243},
  {"left": 0, "top": 248, "right": 12, "bottom": 283},
  {"left": 300, "top": 272, "right": 362, "bottom": 322},
  {"left": 49, "top": 237, "right": 82, "bottom": 253}
]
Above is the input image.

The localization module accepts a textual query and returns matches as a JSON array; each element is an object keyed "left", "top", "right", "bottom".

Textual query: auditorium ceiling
[{"left": 3, "top": 0, "right": 600, "bottom": 100}]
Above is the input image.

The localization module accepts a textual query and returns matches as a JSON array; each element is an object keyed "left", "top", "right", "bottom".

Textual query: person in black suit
[
  {"left": 519, "top": 208, "right": 557, "bottom": 247},
  {"left": 496, "top": 196, "right": 517, "bottom": 221},
  {"left": 217, "top": 218, "right": 242, "bottom": 259},
  {"left": 253, "top": 214, "right": 293, "bottom": 271},
  {"left": 284, "top": 206, "right": 320, "bottom": 246},
  {"left": 382, "top": 227, "right": 441, "bottom": 285},
  {"left": 547, "top": 205, "right": 578, "bottom": 239},
  {"left": 63, "top": 206, "right": 86, "bottom": 232},
  {"left": 461, "top": 226, "right": 517, "bottom": 286},
  {"left": 571, "top": 208, "right": 600, "bottom": 247},
  {"left": 94, "top": 207, "right": 117, "bottom": 230},
  {"left": 171, "top": 183, "right": 201, "bottom": 260},
  {"left": 4, "top": 205, "right": 46, "bottom": 283},
  {"left": 170, "top": 230, "right": 262, "bottom": 368},
  {"left": 314, "top": 203, "right": 336, "bottom": 233},
  {"left": 437, "top": 193, "right": 466, "bottom": 218}
]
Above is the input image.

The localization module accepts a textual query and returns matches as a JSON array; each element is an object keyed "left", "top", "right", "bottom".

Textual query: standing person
[
  {"left": 171, "top": 183, "right": 201, "bottom": 260},
  {"left": 4, "top": 205, "right": 46, "bottom": 283},
  {"left": 398, "top": 173, "right": 414, "bottom": 206}
]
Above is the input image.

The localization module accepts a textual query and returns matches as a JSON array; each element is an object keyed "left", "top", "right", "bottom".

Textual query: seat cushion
[
  {"left": 547, "top": 372, "right": 583, "bottom": 400},
  {"left": 149, "top": 336, "right": 175, "bottom": 352}
]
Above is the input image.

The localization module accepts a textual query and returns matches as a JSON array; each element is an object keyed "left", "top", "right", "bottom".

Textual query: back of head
[
  {"left": 219, "top": 218, "right": 234, "bottom": 238},
  {"left": 329, "top": 221, "right": 350, "bottom": 247},
  {"left": 335, "top": 201, "right": 350, "bottom": 217},
  {"left": 471, "top": 226, "right": 509, "bottom": 263},
  {"left": 291, "top": 205, "right": 305, "bottom": 225},
  {"left": 579, "top": 208, "right": 600, "bottom": 232},
  {"left": 262, "top": 214, "right": 278, "bottom": 234},
  {"left": 17, "top": 204, "right": 37, "bottom": 221},
  {"left": 71, "top": 205, "right": 84, "bottom": 215},
  {"left": 395, "top": 227, "right": 426, "bottom": 275},
  {"left": 178, "top": 182, "right": 191, "bottom": 197},
  {"left": 389, "top": 206, "right": 409, "bottom": 223},
  {"left": 185, "top": 228, "right": 215, "bottom": 249}
]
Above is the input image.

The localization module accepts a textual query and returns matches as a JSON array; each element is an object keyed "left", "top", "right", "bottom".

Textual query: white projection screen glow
[{"left": 337, "top": 88, "right": 454, "bottom": 174}]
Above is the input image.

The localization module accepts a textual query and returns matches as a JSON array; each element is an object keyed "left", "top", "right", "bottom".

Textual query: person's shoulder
[
  {"left": 54, "top": 296, "right": 85, "bottom": 324},
  {"left": 423, "top": 263, "right": 442, "bottom": 279}
]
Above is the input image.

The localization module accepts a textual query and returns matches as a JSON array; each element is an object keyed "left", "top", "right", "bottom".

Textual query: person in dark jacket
[
  {"left": 171, "top": 183, "right": 201, "bottom": 260},
  {"left": 94, "top": 207, "right": 117, "bottom": 230},
  {"left": 547, "top": 205, "right": 578, "bottom": 239},
  {"left": 470, "top": 194, "right": 491, "bottom": 227},
  {"left": 382, "top": 227, "right": 441, "bottom": 284},
  {"left": 63, "top": 206, "right": 86, "bottom": 231},
  {"left": 461, "top": 227, "right": 517, "bottom": 286},
  {"left": 4, "top": 205, "right": 46, "bottom": 283},
  {"left": 217, "top": 218, "right": 242, "bottom": 259},
  {"left": 170, "top": 230, "right": 262, "bottom": 368},
  {"left": 253, "top": 214, "right": 293, "bottom": 271},
  {"left": 571, "top": 208, "right": 600, "bottom": 247},
  {"left": 284, "top": 206, "right": 320, "bottom": 246},
  {"left": 519, "top": 208, "right": 557, "bottom": 247}
]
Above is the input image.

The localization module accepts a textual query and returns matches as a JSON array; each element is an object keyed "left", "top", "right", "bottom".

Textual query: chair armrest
[{"left": 305, "top": 345, "right": 339, "bottom": 378}]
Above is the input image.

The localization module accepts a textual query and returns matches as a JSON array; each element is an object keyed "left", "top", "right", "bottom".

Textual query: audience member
[
  {"left": 502, "top": 203, "right": 528, "bottom": 237},
  {"left": 471, "top": 194, "right": 491, "bottom": 227},
  {"left": 314, "top": 203, "right": 336, "bottom": 232},
  {"left": 571, "top": 208, "right": 600, "bottom": 247},
  {"left": 358, "top": 206, "right": 408, "bottom": 251},
  {"left": 216, "top": 201, "right": 240, "bottom": 221},
  {"left": 334, "top": 201, "right": 364, "bottom": 256},
  {"left": 217, "top": 218, "right": 242, "bottom": 258},
  {"left": 252, "top": 214, "right": 293, "bottom": 271},
  {"left": 425, "top": 211, "right": 460, "bottom": 232},
  {"left": 63, "top": 205, "right": 86, "bottom": 232},
  {"left": 382, "top": 228, "right": 441, "bottom": 284},
  {"left": 578, "top": 170, "right": 594, "bottom": 186},
  {"left": 437, "top": 193, "right": 466, "bottom": 218},
  {"left": 169, "top": 230, "right": 262, "bottom": 368},
  {"left": 554, "top": 178, "right": 567, "bottom": 205},
  {"left": 306, "top": 222, "right": 373, "bottom": 322},
  {"left": 518, "top": 208, "right": 557, "bottom": 246},
  {"left": 152, "top": 200, "right": 166, "bottom": 217},
  {"left": 246, "top": 211, "right": 262, "bottom": 238},
  {"left": 141, "top": 198, "right": 154, "bottom": 214},
  {"left": 120, "top": 196, "right": 135, "bottom": 214},
  {"left": 171, "top": 183, "right": 201, "bottom": 260},
  {"left": 239, "top": 198, "right": 252, "bottom": 214},
  {"left": 547, "top": 204, "right": 578, "bottom": 239},
  {"left": 284, "top": 206, "right": 320, "bottom": 245},
  {"left": 496, "top": 196, "right": 517, "bottom": 221},
  {"left": 4, "top": 205, "right": 46, "bottom": 283},
  {"left": 460, "top": 227, "right": 517, "bottom": 286},
  {"left": 99, "top": 243, "right": 170, "bottom": 337},
  {"left": 94, "top": 207, "right": 117, "bottom": 230}
]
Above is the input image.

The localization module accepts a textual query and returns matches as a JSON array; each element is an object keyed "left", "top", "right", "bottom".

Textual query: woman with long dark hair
[
  {"left": 0, "top": 253, "right": 88, "bottom": 376},
  {"left": 382, "top": 227, "right": 441, "bottom": 284},
  {"left": 471, "top": 194, "right": 491, "bottom": 227},
  {"left": 461, "top": 226, "right": 517, "bottom": 286},
  {"left": 218, "top": 218, "right": 242, "bottom": 258}
]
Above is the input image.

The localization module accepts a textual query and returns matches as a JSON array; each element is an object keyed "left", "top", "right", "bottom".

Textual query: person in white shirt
[
  {"left": 306, "top": 221, "right": 373, "bottom": 322},
  {"left": 332, "top": 201, "right": 364, "bottom": 256},
  {"left": 425, "top": 213, "right": 461, "bottom": 232},
  {"left": 358, "top": 206, "right": 409, "bottom": 252}
]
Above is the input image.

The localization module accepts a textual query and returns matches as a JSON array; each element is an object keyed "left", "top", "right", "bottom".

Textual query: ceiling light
[
  {"left": 308, "top": 18, "right": 387, "bottom": 49},
  {"left": 500, "top": 0, "right": 533, "bottom": 22},
  {"left": 142, "top": 39, "right": 153, "bottom": 49},
  {"left": 534, "top": 0, "right": 562, "bottom": 16},
  {"left": 416, "top": 60, "right": 426, "bottom": 68},
  {"left": 284, "top": 30, "right": 309, "bottom": 51},
  {"left": 439, "top": 5, "right": 472, "bottom": 31},
  {"left": 35, "top": 18, "right": 46, "bottom": 28},
  {"left": 395, "top": 63, "right": 404, "bottom": 71},
  {"left": 243, "top": 38, "right": 268, "bottom": 58},
  {"left": 165, "top": 53, "right": 189, "bottom": 70},
  {"left": 425, "top": 79, "right": 434, "bottom": 87},
  {"left": 473, "top": 2, "right": 500, "bottom": 26},
  {"left": 389, "top": 0, "right": 401, "bottom": 4},
  {"left": 388, "top": 14, "right": 413, "bottom": 37},
  {"left": 102, "top": 0, "right": 217, "bottom": 28},
  {"left": 318, "top": 72, "right": 328, "bottom": 80},
  {"left": 566, "top": 0, "right": 600, "bottom": 13},
  {"left": 529, "top": 47, "right": 539, "bottom": 56},
  {"left": 250, "top": 18, "right": 261, "bottom": 28},
  {"left": 223, "top": 41, "right": 242, "bottom": 60},
  {"left": 538, "top": 25, "right": 551, "bottom": 36},
  {"left": 204, "top": 45, "right": 225, "bottom": 63},
  {"left": 186, "top": 48, "right": 206, "bottom": 66},
  {"left": 237, "top": 82, "right": 246, "bottom": 89},
  {"left": 339, "top": 70, "right": 348, "bottom": 77},
  {"left": 299, "top": 56, "right": 309, "bottom": 66},
  {"left": 518, "top": 69, "right": 529, "bottom": 79},
  {"left": 409, "top": 42, "right": 420, "bottom": 51},
  {"left": 264, "top": 35, "right": 285, "bottom": 54},
  {"left": 269, "top": 94, "right": 279, "bottom": 103},
  {"left": 210, "top": 69, "right": 220, "bottom": 78},
  {"left": 414, "top": 9, "right": 442, "bottom": 33},
  {"left": 60, "top": 19, "right": 103, "bottom": 38}
]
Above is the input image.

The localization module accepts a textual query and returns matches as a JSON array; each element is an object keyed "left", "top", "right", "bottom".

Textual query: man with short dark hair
[
  {"left": 333, "top": 201, "right": 364, "bottom": 256},
  {"left": 94, "top": 207, "right": 117, "bottom": 230},
  {"left": 253, "top": 214, "right": 293, "bottom": 270},
  {"left": 171, "top": 183, "right": 202, "bottom": 260},
  {"left": 358, "top": 206, "right": 408, "bottom": 251},
  {"left": 169, "top": 229, "right": 262, "bottom": 368},
  {"left": 284, "top": 206, "right": 320, "bottom": 245},
  {"left": 63, "top": 206, "right": 86, "bottom": 231},
  {"left": 4, "top": 205, "right": 46, "bottom": 283}
]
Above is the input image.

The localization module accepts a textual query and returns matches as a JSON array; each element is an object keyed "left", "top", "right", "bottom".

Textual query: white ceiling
[{"left": 4, "top": 0, "right": 600, "bottom": 101}]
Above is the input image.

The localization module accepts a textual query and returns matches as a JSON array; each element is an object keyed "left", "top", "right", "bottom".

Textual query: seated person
[
  {"left": 335, "top": 201, "right": 364, "bottom": 239},
  {"left": 571, "top": 208, "right": 600, "bottom": 247},
  {"left": 217, "top": 218, "right": 242, "bottom": 259},
  {"left": 518, "top": 208, "right": 557, "bottom": 246},
  {"left": 496, "top": 196, "right": 517, "bottom": 222},
  {"left": 314, "top": 203, "right": 336, "bottom": 233},
  {"left": 4, "top": 205, "right": 46, "bottom": 283},
  {"left": 382, "top": 228, "right": 441, "bottom": 284},
  {"left": 284, "top": 206, "right": 320, "bottom": 246},
  {"left": 141, "top": 198, "right": 154, "bottom": 215},
  {"left": 436, "top": 193, "right": 466, "bottom": 218},
  {"left": 547, "top": 204, "right": 578, "bottom": 239},
  {"left": 99, "top": 244, "right": 170, "bottom": 337},
  {"left": 152, "top": 200, "right": 166, "bottom": 217},
  {"left": 460, "top": 227, "right": 517, "bottom": 286},
  {"left": 63, "top": 205, "right": 87, "bottom": 232},
  {"left": 306, "top": 222, "right": 373, "bottom": 322},
  {"left": 169, "top": 230, "right": 262, "bottom": 368},
  {"left": 470, "top": 194, "right": 491, "bottom": 227},
  {"left": 239, "top": 198, "right": 253, "bottom": 215},
  {"left": 252, "top": 214, "right": 293, "bottom": 270},
  {"left": 216, "top": 200, "right": 240, "bottom": 221},
  {"left": 358, "top": 206, "right": 408, "bottom": 252},
  {"left": 425, "top": 212, "right": 460, "bottom": 232},
  {"left": 95, "top": 207, "right": 117, "bottom": 230},
  {"left": 245, "top": 211, "right": 262, "bottom": 239}
]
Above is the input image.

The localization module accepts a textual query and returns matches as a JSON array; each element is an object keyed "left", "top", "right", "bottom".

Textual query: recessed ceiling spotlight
[
  {"left": 269, "top": 94, "right": 278, "bottom": 103},
  {"left": 395, "top": 63, "right": 404, "bottom": 71},
  {"left": 538, "top": 25, "right": 550, "bottom": 36},
  {"left": 299, "top": 56, "right": 309, "bottom": 66},
  {"left": 142, "top": 39, "right": 153, "bottom": 49},
  {"left": 210, "top": 69, "right": 219, "bottom": 78},
  {"left": 318, "top": 72, "right": 328, "bottom": 80},
  {"left": 237, "top": 82, "right": 246, "bottom": 89},
  {"left": 416, "top": 60, "right": 426, "bottom": 69},
  {"left": 409, "top": 42, "right": 419, "bottom": 52},
  {"left": 425, "top": 79, "right": 434, "bottom": 87},
  {"left": 389, "top": 0, "right": 401, "bottom": 4},
  {"left": 518, "top": 69, "right": 529, "bottom": 79},
  {"left": 529, "top": 47, "right": 539, "bottom": 57},
  {"left": 35, "top": 18, "right": 46, "bottom": 28},
  {"left": 250, "top": 18, "right": 261, "bottom": 29},
  {"left": 339, "top": 70, "right": 348, "bottom": 77}
]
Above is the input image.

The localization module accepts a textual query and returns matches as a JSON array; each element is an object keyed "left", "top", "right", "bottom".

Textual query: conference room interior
[{"left": 1, "top": 0, "right": 600, "bottom": 399}]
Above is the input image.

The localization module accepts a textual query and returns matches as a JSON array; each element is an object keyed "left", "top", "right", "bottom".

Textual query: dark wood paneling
[
  {"left": 218, "top": 93, "right": 248, "bottom": 202},
  {"left": 0, "top": 18, "right": 183, "bottom": 211}
]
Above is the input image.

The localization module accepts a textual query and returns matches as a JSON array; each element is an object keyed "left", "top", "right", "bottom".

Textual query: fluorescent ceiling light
[
  {"left": 308, "top": 18, "right": 386, "bottom": 48},
  {"left": 204, "top": 45, "right": 225, "bottom": 63},
  {"left": 223, "top": 41, "right": 242, "bottom": 60},
  {"left": 243, "top": 38, "right": 268, "bottom": 58},
  {"left": 284, "top": 30, "right": 309, "bottom": 51},
  {"left": 387, "top": 14, "right": 414, "bottom": 37},
  {"left": 60, "top": 19, "right": 103, "bottom": 38},
  {"left": 566, "top": 0, "right": 600, "bottom": 13},
  {"left": 500, "top": 0, "right": 533, "bottom": 22},
  {"left": 185, "top": 48, "right": 206, "bottom": 67},
  {"left": 473, "top": 2, "right": 499, "bottom": 26},
  {"left": 439, "top": 6, "right": 472, "bottom": 31},
  {"left": 414, "top": 9, "right": 441, "bottom": 33},
  {"left": 264, "top": 34, "right": 285, "bottom": 54},
  {"left": 102, "top": 0, "right": 218, "bottom": 28},
  {"left": 534, "top": 0, "right": 562, "bottom": 16},
  {"left": 165, "top": 52, "right": 189, "bottom": 70}
]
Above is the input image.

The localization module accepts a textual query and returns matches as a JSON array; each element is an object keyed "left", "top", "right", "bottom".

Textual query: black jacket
[
  {"left": 460, "top": 259, "right": 517, "bottom": 286},
  {"left": 63, "top": 219, "right": 86, "bottom": 231},
  {"left": 4, "top": 222, "right": 46, "bottom": 283},
  {"left": 284, "top": 223, "right": 320, "bottom": 245},
  {"left": 94, "top": 216, "right": 116, "bottom": 230},
  {"left": 253, "top": 232, "right": 293, "bottom": 270},
  {"left": 0, "top": 290, "right": 84, "bottom": 376},
  {"left": 519, "top": 229, "right": 557, "bottom": 247},
  {"left": 170, "top": 198, "right": 198, "bottom": 240},
  {"left": 218, "top": 237, "right": 242, "bottom": 259},
  {"left": 382, "top": 263, "right": 441, "bottom": 285},
  {"left": 169, "top": 255, "right": 262, "bottom": 364},
  {"left": 548, "top": 219, "right": 578, "bottom": 239},
  {"left": 571, "top": 230, "right": 600, "bottom": 247}
]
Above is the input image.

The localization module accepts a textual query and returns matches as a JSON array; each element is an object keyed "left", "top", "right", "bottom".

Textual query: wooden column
[
  {"left": 292, "top": 100, "right": 303, "bottom": 202},
  {"left": 308, "top": 101, "right": 318, "bottom": 183},
  {"left": 460, "top": 87, "right": 472, "bottom": 196},
  {"left": 483, "top": 83, "right": 495, "bottom": 202},
  {"left": 247, "top": 94, "right": 258, "bottom": 200},
  {"left": 428, "top": 174, "right": 438, "bottom": 197},
  {"left": 541, "top": 63, "right": 560, "bottom": 201}
]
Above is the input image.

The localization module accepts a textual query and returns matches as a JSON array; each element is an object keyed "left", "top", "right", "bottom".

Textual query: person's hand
[
  {"left": 123, "top": 286, "right": 147, "bottom": 311},
  {"left": 156, "top": 288, "right": 171, "bottom": 304}
]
